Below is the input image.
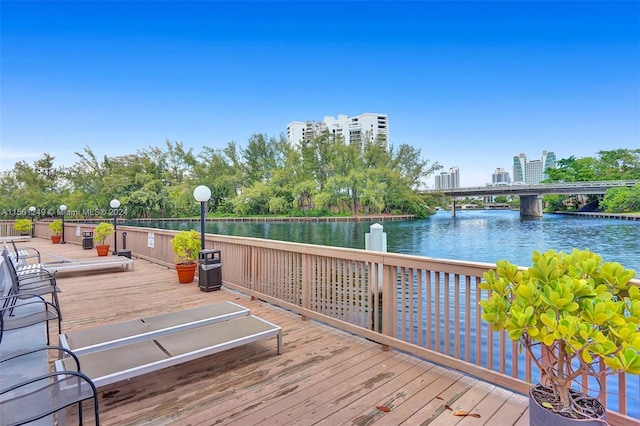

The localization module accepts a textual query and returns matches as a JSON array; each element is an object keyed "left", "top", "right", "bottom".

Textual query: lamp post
[
  {"left": 193, "top": 185, "right": 211, "bottom": 250},
  {"left": 110, "top": 199, "right": 120, "bottom": 255},
  {"left": 28, "top": 206, "right": 36, "bottom": 237},
  {"left": 59, "top": 204, "right": 67, "bottom": 244}
]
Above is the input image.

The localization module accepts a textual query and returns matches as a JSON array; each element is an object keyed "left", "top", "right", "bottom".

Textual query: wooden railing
[
  {"left": 0, "top": 220, "right": 26, "bottom": 237},
  {"left": 35, "top": 222, "right": 640, "bottom": 424}
]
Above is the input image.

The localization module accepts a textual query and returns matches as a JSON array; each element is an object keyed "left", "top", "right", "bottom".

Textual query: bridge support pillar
[
  {"left": 451, "top": 199, "right": 456, "bottom": 217},
  {"left": 520, "top": 195, "right": 543, "bottom": 217}
]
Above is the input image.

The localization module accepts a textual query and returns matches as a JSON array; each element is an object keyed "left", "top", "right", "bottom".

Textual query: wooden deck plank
[
  {"left": 481, "top": 392, "right": 530, "bottom": 426},
  {"left": 149, "top": 328, "right": 385, "bottom": 425},
  {"left": 189, "top": 346, "right": 395, "bottom": 426},
  {"left": 312, "top": 361, "right": 437, "bottom": 425},
  {"left": 284, "top": 353, "right": 418, "bottom": 425},
  {"left": 255, "top": 352, "right": 414, "bottom": 425},
  {"left": 399, "top": 373, "right": 475, "bottom": 425},
  {"left": 429, "top": 380, "right": 496, "bottom": 425},
  {"left": 3, "top": 238, "right": 531, "bottom": 426}
]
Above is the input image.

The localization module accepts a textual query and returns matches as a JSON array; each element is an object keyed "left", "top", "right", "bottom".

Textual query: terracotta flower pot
[
  {"left": 95, "top": 244, "right": 110, "bottom": 256},
  {"left": 51, "top": 235, "right": 62, "bottom": 244},
  {"left": 175, "top": 262, "right": 197, "bottom": 284}
]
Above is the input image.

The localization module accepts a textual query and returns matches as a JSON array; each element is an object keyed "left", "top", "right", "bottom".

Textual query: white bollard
[{"left": 365, "top": 223, "right": 387, "bottom": 252}]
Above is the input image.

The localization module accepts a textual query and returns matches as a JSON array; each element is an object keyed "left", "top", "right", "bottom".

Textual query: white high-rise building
[
  {"left": 492, "top": 168, "right": 511, "bottom": 185},
  {"left": 287, "top": 113, "right": 388, "bottom": 147},
  {"left": 434, "top": 167, "right": 460, "bottom": 190},
  {"left": 512, "top": 151, "right": 556, "bottom": 184}
]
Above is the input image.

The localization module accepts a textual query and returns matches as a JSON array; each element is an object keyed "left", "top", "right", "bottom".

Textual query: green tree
[
  {"left": 546, "top": 149, "right": 640, "bottom": 183},
  {"left": 2, "top": 154, "right": 67, "bottom": 215},
  {"left": 596, "top": 149, "right": 640, "bottom": 180},
  {"left": 600, "top": 184, "right": 640, "bottom": 213},
  {"left": 195, "top": 144, "right": 241, "bottom": 213},
  {"left": 389, "top": 144, "right": 441, "bottom": 189},
  {"left": 543, "top": 194, "right": 567, "bottom": 212},
  {"left": 242, "top": 134, "right": 287, "bottom": 185},
  {"left": 545, "top": 156, "right": 597, "bottom": 182},
  {"left": 231, "top": 181, "right": 271, "bottom": 216},
  {"left": 300, "top": 130, "right": 340, "bottom": 192}
]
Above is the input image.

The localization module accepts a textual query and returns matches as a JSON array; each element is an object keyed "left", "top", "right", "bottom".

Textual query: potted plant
[
  {"left": 480, "top": 248, "right": 640, "bottom": 424},
  {"left": 48, "top": 219, "right": 63, "bottom": 243},
  {"left": 93, "top": 222, "right": 114, "bottom": 256},
  {"left": 169, "top": 229, "right": 201, "bottom": 283},
  {"left": 14, "top": 218, "right": 33, "bottom": 235}
]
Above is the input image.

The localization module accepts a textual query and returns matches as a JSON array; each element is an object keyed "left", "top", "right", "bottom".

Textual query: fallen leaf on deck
[
  {"left": 453, "top": 410, "right": 481, "bottom": 418},
  {"left": 435, "top": 396, "right": 444, "bottom": 400},
  {"left": 376, "top": 406, "right": 391, "bottom": 412},
  {"left": 445, "top": 405, "right": 453, "bottom": 411}
]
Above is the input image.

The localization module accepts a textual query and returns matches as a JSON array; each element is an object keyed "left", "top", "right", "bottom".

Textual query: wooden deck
[{"left": 18, "top": 238, "right": 530, "bottom": 425}]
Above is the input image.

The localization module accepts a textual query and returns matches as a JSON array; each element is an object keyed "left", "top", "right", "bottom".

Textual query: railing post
[
  {"left": 300, "top": 253, "right": 310, "bottom": 320},
  {"left": 381, "top": 264, "right": 396, "bottom": 343},
  {"left": 250, "top": 245, "right": 257, "bottom": 295},
  {"left": 366, "top": 223, "right": 387, "bottom": 335}
]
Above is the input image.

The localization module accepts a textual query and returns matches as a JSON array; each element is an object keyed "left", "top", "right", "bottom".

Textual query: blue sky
[{"left": 1, "top": 1, "right": 639, "bottom": 187}]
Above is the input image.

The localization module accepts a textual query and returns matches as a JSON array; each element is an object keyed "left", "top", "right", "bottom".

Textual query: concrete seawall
[{"left": 553, "top": 211, "right": 640, "bottom": 221}]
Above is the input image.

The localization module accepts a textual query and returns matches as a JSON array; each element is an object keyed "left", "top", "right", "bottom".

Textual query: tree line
[
  {"left": 0, "top": 133, "right": 445, "bottom": 220},
  {"left": 543, "top": 149, "right": 640, "bottom": 213}
]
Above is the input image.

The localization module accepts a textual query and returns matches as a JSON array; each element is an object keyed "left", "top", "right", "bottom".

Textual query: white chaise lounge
[{"left": 56, "top": 301, "right": 282, "bottom": 387}]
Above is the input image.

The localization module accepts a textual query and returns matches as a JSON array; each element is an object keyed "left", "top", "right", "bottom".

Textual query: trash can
[
  {"left": 82, "top": 231, "right": 94, "bottom": 250},
  {"left": 198, "top": 249, "right": 221, "bottom": 292}
]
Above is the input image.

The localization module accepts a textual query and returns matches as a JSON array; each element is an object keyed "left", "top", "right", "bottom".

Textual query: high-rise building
[
  {"left": 287, "top": 113, "right": 388, "bottom": 147},
  {"left": 492, "top": 168, "right": 511, "bottom": 185},
  {"left": 512, "top": 151, "right": 556, "bottom": 184},
  {"left": 434, "top": 166, "right": 460, "bottom": 190}
]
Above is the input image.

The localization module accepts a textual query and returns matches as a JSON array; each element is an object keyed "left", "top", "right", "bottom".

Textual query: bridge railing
[
  {"left": 37, "top": 222, "right": 640, "bottom": 424},
  {"left": 425, "top": 179, "right": 640, "bottom": 195}
]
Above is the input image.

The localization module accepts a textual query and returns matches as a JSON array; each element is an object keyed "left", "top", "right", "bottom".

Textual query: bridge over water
[{"left": 423, "top": 180, "right": 640, "bottom": 217}]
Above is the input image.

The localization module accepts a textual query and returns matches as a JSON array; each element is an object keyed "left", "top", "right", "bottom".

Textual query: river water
[{"left": 144, "top": 210, "right": 640, "bottom": 272}]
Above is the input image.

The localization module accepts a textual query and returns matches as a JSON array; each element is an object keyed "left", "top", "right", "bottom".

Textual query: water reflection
[{"left": 139, "top": 210, "right": 640, "bottom": 272}]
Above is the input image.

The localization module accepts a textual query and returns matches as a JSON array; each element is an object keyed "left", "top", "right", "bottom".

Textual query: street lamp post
[
  {"left": 193, "top": 185, "right": 211, "bottom": 250},
  {"left": 28, "top": 206, "right": 36, "bottom": 237},
  {"left": 110, "top": 199, "right": 120, "bottom": 255},
  {"left": 59, "top": 205, "right": 67, "bottom": 244}
]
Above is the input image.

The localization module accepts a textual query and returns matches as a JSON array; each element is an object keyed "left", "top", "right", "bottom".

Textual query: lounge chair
[
  {"left": 56, "top": 301, "right": 282, "bottom": 387},
  {"left": 1, "top": 250, "right": 60, "bottom": 315},
  {"left": 0, "top": 294, "right": 61, "bottom": 345},
  {"left": 41, "top": 253, "right": 134, "bottom": 274},
  {"left": 10, "top": 240, "right": 41, "bottom": 264},
  {"left": 0, "top": 370, "right": 99, "bottom": 425}
]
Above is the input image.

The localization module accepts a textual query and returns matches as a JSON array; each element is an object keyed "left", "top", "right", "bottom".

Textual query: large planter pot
[
  {"left": 51, "top": 235, "right": 62, "bottom": 244},
  {"left": 529, "top": 384, "right": 607, "bottom": 426},
  {"left": 95, "top": 244, "right": 110, "bottom": 256},
  {"left": 175, "top": 263, "right": 197, "bottom": 284}
]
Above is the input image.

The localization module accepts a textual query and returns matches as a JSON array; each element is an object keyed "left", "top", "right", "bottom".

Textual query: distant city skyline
[{"left": 2, "top": 2, "right": 638, "bottom": 188}]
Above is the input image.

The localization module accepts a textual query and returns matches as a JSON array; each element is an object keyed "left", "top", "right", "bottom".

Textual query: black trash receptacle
[
  {"left": 82, "top": 231, "right": 93, "bottom": 250},
  {"left": 198, "top": 249, "right": 221, "bottom": 292}
]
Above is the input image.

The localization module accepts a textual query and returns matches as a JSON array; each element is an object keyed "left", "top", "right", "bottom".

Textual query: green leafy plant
[
  {"left": 14, "top": 218, "right": 33, "bottom": 233},
  {"left": 93, "top": 222, "right": 115, "bottom": 246},
  {"left": 169, "top": 229, "right": 201, "bottom": 264},
  {"left": 48, "top": 219, "right": 63, "bottom": 235},
  {"left": 480, "top": 248, "right": 640, "bottom": 420}
]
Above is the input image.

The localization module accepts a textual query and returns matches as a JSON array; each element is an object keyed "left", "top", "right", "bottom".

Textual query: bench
[{"left": 55, "top": 302, "right": 282, "bottom": 388}]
